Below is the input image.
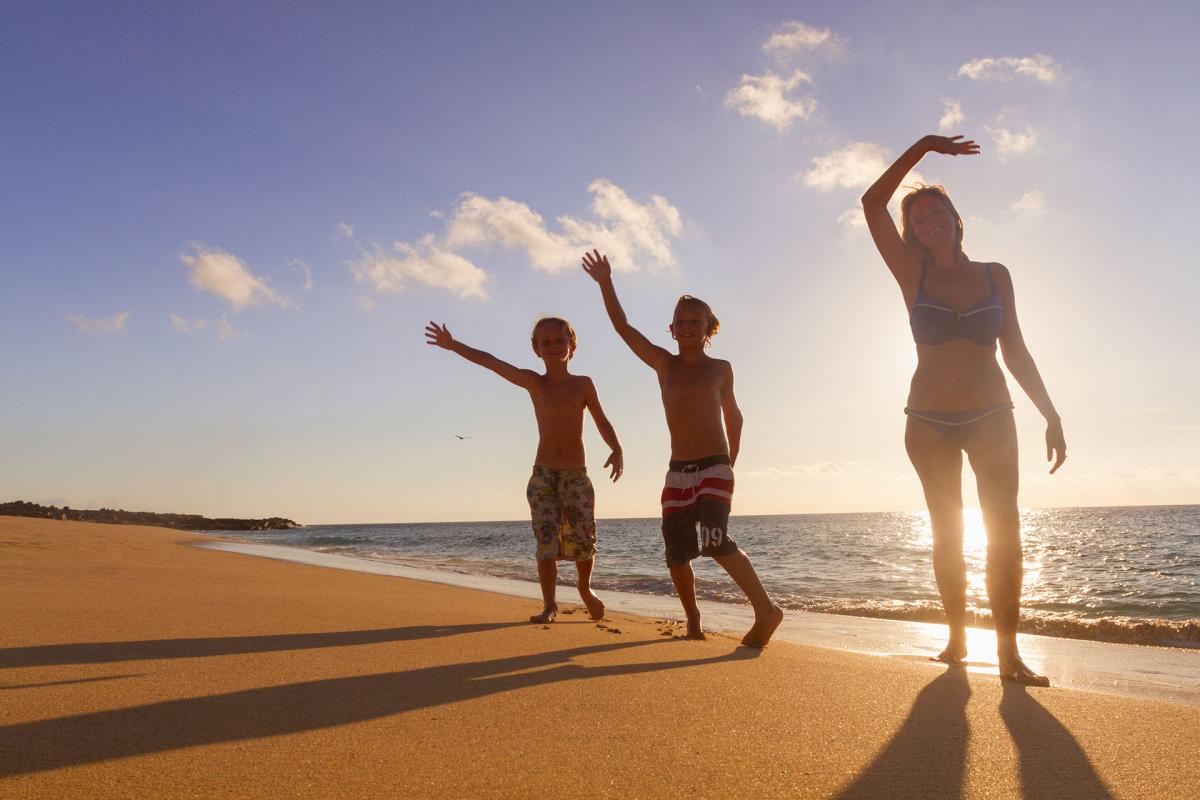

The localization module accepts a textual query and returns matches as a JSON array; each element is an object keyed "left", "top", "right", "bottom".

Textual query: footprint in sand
[{"left": 607, "top": 628, "right": 621, "bottom": 634}]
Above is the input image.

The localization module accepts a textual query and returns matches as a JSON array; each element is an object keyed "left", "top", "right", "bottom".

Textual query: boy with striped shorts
[{"left": 583, "top": 250, "right": 783, "bottom": 646}]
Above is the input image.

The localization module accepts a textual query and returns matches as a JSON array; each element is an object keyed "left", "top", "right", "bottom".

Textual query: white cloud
[
  {"left": 351, "top": 235, "right": 489, "bottom": 299},
  {"left": 356, "top": 295, "right": 378, "bottom": 312},
  {"left": 837, "top": 207, "right": 867, "bottom": 229},
  {"left": 762, "top": 20, "right": 843, "bottom": 60},
  {"left": 443, "top": 195, "right": 575, "bottom": 270},
  {"left": 958, "top": 54, "right": 1062, "bottom": 84},
  {"left": 168, "top": 313, "right": 209, "bottom": 334},
  {"left": 289, "top": 258, "right": 314, "bottom": 290},
  {"left": 939, "top": 98, "right": 965, "bottom": 131},
  {"left": 987, "top": 125, "right": 1038, "bottom": 158},
  {"left": 556, "top": 179, "right": 683, "bottom": 271},
  {"left": 802, "top": 142, "right": 928, "bottom": 225},
  {"left": 1011, "top": 190, "right": 1046, "bottom": 214},
  {"left": 180, "top": 245, "right": 288, "bottom": 310},
  {"left": 351, "top": 180, "right": 683, "bottom": 299},
  {"left": 724, "top": 70, "right": 817, "bottom": 131},
  {"left": 335, "top": 223, "right": 354, "bottom": 239},
  {"left": 215, "top": 316, "right": 250, "bottom": 342},
  {"left": 442, "top": 180, "right": 682, "bottom": 273},
  {"left": 65, "top": 312, "right": 130, "bottom": 334}
]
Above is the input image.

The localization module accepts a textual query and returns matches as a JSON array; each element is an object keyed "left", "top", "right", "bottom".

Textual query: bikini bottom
[{"left": 904, "top": 403, "right": 1014, "bottom": 448}]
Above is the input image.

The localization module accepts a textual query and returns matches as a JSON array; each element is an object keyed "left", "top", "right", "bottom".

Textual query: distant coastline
[{"left": 0, "top": 500, "right": 300, "bottom": 532}]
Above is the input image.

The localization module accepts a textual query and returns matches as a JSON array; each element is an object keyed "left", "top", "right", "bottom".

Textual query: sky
[{"left": 3, "top": 1, "right": 1199, "bottom": 523}]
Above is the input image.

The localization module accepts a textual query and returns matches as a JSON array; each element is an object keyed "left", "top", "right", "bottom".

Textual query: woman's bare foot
[
  {"left": 741, "top": 603, "right": 785, "bottom": 648},
  {"left": 685, "top": 614, "right": 706, "bottom": 640},
  {"left": 932, "top": 636, "right": 968, "bottom": 666},
  {"left": 999, "top": 655, "right": 1050, "bottom": 687},
  {"left": 529, "top": 605, "right": 558, "bottom": 624},
  {"left": 580, "top": 590, "right": 605, "bottom": 620}
]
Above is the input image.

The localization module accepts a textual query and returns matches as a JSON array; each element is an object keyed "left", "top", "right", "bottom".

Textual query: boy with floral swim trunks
[
  {"left": 582, "top": 250, "right": 784, "bottom": 646},
  {"left": 425, "top": 316, "right": 622, "bottom": 623}
]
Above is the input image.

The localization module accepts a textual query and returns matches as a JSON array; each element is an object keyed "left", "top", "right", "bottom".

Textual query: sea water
[{"left": 216, "top": 505, "right": 1199, "bottom": 649}]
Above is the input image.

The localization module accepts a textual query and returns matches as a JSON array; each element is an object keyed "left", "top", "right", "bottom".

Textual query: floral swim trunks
[{"left": 526, "top": 466, "right": 597, "bottom": 563}]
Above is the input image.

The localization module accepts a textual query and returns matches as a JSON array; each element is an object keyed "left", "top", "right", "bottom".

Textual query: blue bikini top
[{"left": 910, "top": 264, "right": 1004, "bottom": 346}]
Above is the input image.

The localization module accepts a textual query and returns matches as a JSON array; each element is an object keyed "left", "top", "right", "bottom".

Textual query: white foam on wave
[{"left": 197, "top": 540, "right": 1200, "bottom": 707}]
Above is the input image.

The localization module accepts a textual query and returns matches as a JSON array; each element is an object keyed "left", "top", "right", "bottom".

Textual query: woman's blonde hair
[
  {"left": 899, "top": 184, "right": 968, "bottom": 265},
  {"left": 530, "top": 316, "right": 577, "bottom": 359}
]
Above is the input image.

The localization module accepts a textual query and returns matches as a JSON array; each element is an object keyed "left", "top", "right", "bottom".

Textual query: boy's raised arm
[
  {"left": 581, "top": 250, "right": 670, "bottom": 370},
  {"left": 425, "top": 321, "right": 537, "bottom": 390},
  {"left": 583, "top": 377, "right": 624, "bottom": 482}
]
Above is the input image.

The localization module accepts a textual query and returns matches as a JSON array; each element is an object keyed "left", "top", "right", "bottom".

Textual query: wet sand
[{"left": 3, "top": 515, "right": 1198, "bottom": 798}]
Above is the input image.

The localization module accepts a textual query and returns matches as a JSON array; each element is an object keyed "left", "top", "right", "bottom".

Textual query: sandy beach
[{"left": 3, "top": 516, "right": 1198, "bottom": 799}]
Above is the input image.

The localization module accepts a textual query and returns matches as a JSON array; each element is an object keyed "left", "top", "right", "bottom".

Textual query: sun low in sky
[{"left": 2, "top": 2, "right": 1197, "bottom": 522}]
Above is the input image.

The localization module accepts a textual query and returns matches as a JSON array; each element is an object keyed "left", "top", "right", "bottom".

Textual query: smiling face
[
  {"left": 670, "top": 296, "right": 719, "bottom": 350},
  {"left": 900, "top": 185, "right": 965, "bottom": 261},
  {"left": 530, "top": 318, "right": 576, "bottom": 362}
]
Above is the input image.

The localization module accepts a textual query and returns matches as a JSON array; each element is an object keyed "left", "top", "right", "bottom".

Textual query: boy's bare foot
[
  {"left": 932, "top": 637, "right": 968, "bottom": 666},
  {"left": 529, "top": 606, "right": 558, "bottom": 624},
  {"left": 685, "top": 615, "right": 706, "bottom": 640},
  {"left": 580, "top": 590, "right": 605, "bottom": 620},
  {"left": 999, "top": 655, "right": 1050, "bottom": 687},
  {"left": 741, "top": 603, "right": 784, "bottom": 648}
]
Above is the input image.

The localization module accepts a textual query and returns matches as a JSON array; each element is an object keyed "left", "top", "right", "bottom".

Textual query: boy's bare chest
[
  {"left": 660, "top": 363, "right": 721, "bottom": 398},
  {"left": 532, "top": 379, "right": 586, "bottom": 410}
]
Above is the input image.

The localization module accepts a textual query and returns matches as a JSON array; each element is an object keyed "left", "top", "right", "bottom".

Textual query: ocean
[{"left": 217, "top": 505, "right": 1200, "bottom": 649}]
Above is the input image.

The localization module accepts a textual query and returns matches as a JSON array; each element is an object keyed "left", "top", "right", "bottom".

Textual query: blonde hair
[
  {"left": 899, "top": 184, "right": 968, "bottom": 265},
  {"left": 673, "top": 295, "right": 720, "bottom": 347},
  {"left": 530, "top": 316, "right": 577, "bottom": 360}
]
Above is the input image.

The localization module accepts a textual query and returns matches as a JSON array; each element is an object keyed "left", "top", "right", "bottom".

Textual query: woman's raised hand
[{"left": 923, "top": 134, "right": 980, "bottom": 156}]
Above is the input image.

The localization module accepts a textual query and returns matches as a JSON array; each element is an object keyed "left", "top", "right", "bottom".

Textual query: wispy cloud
[
  {"left": 724, "top": 70, "right": 817, "bottom": 131},
  {"left": 939, "top": 98, "right": 965, "bottom": 131},
  {"left": 803, "top": 141, "right": 892, "bottom": 191},
  {"left": 65, "top": 312, "right": 130, "bottom": 334},
  {"left": 181, "top": 245, "right": 289, "bottom": 310},
  {"left": 215, "top": 316, "right": 250, "bottom": 342},
  {"left": 747, "top": 461, "right": 875, "bottom": 478},
  {"left": 289, "top": 258, "right": 314, "bottom": 290},
  {"left": 987, "top": 125, "right": 1038, "bottom": 158},
  {"left": 1011, "top": 189, "right": 1046, "bottom": 214},
  {"left": 168, "top": 313, "right": 208, "bottom": 334},
  {"left": 443, "top": 180, "right": 681, "bottom": 272},
  {"left": 958, "top": 54, "right": 1063, "bottom": 84},
  {"left": 335, "top": 223, "right": 354, "bottom": 239},
  {"left": 351, "top": 235, "right": 490, "bottom": 300},
  {"left": 347, "top": 180, "right": 682, "bottom": 300},
  {"left": 803, "top": 142, "right": 928, "bottom": 227},
  {"left": 762, "top": 20, "right": 844, "bottom": 60}
]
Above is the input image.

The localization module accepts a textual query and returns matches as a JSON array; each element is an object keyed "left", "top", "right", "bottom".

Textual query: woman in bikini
[{"left": 861, "top": 134, "right": 1066, "bottom": 686}]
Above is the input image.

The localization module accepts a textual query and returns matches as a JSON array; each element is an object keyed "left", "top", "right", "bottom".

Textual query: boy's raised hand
[
  {"left": 424, "top": 321, "right": 455, "bottom": 349},
  {"left": 581, "top": 249, "right": 612, "bottom": 283}
]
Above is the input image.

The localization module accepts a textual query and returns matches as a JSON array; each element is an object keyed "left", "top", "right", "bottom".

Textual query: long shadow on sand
[
  {"left": 0, "top": 622, "right": 525, "bottom": 668},
  {"left": 1000, "top": 682, "right": 1115, "bottom": 799},
  {"left": 836, "top": 667, "right": 971, "bottom": 800},
  {"left": 0, "top": 638, "right": 757, "bottom": 777}
]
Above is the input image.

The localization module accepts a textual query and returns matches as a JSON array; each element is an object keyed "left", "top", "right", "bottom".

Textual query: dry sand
[{"left": 2, "top": 515, "right": 1198, "bottom": 799}]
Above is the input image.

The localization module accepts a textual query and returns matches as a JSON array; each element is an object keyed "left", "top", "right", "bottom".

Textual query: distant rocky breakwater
[{"left": 1, "top": 500, "right": 300, "bottom": 531}]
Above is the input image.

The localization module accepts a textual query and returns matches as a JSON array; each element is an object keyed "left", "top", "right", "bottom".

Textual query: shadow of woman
[
  {"left": 0, "top": 638, "right": 757, "bottom": 777},
  {"left": 836, "top": 667, "right": 971, "bottom": 800},
  {"left": 1000, "top": 682, "right": 1115, "bottom": 800},
  {"left": 0, "top": 621, "right": 527, "bottom": 668}
]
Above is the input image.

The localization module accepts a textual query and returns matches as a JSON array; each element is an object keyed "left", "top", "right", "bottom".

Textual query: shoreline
[
  {"left": 5, "top": 515, "right": 1200, "bottom": 798},
  {"left": 200, "top": 539, "right": 1200, "bottom": 707}
]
